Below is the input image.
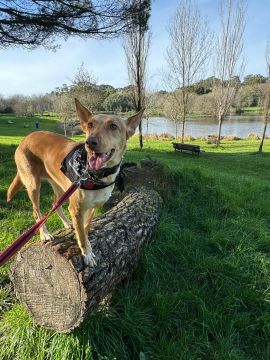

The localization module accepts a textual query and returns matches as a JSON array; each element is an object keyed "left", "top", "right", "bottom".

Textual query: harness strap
[
  {"left": 0, "top": 158, "right": 123, "bottom": 267},
  {"left": 60, "top": 144, "right": 121, "bottom": 190}
]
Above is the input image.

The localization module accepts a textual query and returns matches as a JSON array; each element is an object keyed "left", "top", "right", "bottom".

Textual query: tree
[
  {"left": 53, "top": 91, "right": 74, "bottom": 136},
  {"left": 237, "top": 85, "right": 261, "bottom": 107},
  {"left": 0, "top": 1, "right": 149, "bottom": 48},
  {"left": 69, "top": 63, "right": 101, "bottom": 111},
  {"left": 12, "top": 96, "right": 33, "bottom": 117},
  {"left": 213, "top": 0, "right": 246, "bottom": 146},
  {"left": 164, "top": 0, "right": 212, "bottom": 143},
  {"left": 243, "top": 74, "right": 266, "bottom": 86},
  {"left": 53, "top": 64, "right": 102, "bottom": 135},
  {"left": 103, "top": 91, "right": 133, "bottom": 112},
  {"left": 123, "top": 0, "right": 151, "bottom": 149},
  {"left": 163, "top": 92, "right": 182, "bottom": 140},
  {"left": 190, "top": 92, "right": 216, "bottom": 116},
  {"left": 258, "top": 41, "right": 270, "bottom": 153},
  {"left": 143, "top": 90, "right": 156, "bottom": 136},
  {"left": 31, "top": 94, "right": 53, "bottom": 115}
]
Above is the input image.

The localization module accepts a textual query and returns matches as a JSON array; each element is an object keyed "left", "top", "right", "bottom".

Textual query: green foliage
[
  {"left": 243, "top": 74, "right": 267, "bottom": 86},
  {"left": 1, "top": 114, "right": 270, "bottom": 358},
  {"left": 103, "top": 91, "right": 134, "bottom": 112}
]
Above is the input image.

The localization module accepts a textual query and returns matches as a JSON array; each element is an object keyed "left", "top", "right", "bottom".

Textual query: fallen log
[{"left": 10, "top": 188, "right": 162, "bottom": 332}]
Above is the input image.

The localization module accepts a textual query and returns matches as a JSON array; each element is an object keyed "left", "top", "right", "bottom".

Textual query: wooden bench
[{"left": 172, "top": 142, "right": 201, "bottom": 155}]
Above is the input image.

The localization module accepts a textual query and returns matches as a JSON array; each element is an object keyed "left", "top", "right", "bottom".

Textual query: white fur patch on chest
[{"left": 80, "top": 184, "right": 114, "bottom": 209}]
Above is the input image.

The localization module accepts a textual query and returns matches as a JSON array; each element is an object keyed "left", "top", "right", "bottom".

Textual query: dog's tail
[{"left": 7, "top": 173, "right": 23, "bottom": 202}]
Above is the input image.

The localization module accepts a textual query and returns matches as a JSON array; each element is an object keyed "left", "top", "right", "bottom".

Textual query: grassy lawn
[
  {"left": 240, "top": 106, "right": 263, "bottom": 114},
  {"left": 1, "top": 114, "right": 270, "bottom": 359}
]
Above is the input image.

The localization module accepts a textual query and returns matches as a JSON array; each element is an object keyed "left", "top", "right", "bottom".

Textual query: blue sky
[{"left": 0, "top": 0, "right": 269, "bottom": 96}]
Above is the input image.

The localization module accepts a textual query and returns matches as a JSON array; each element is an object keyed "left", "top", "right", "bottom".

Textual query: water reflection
[{"left": 141, "top": 115, "right": 265, "bottom": 138}]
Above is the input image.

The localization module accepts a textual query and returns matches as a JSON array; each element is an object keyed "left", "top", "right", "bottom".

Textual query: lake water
[{"left": 141, "top": 115, "right": 266, "bottom": 138}]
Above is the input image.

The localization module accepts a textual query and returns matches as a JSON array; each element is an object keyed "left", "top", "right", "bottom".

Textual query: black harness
[{"left": 60, "top": 144, "right": 121, "bottom": 190}]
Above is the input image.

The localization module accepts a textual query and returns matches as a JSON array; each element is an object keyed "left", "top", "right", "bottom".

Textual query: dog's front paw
[
  {"left": 64, "top": 221, "right": 73, "bottom": 230},
  {"left": 40, "top": 229, "right": 54, "bottom": 241},
  {"left": 83, "top": 252, "right": 97, "bottom": 267}
]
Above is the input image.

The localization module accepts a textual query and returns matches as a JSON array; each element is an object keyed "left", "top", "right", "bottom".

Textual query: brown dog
[{"left": 7, "top": 99, "right": 144, "bottom": 266}]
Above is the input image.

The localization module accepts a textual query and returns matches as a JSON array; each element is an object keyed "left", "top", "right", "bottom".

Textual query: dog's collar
[{"left": 60, "top": 144, "right": 121, "bottom": 190}]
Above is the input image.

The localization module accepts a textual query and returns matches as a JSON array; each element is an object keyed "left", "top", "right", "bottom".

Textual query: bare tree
[
  {"left": 164, "top": 0, "right": 212, "bottom": 143},
  {"left": 69, "top": 63, "right": 100, "bottom": 112},
  {"left": 213, "top": 0, "right": 246, "bottom": 146},
  {"left": 53, "top": 64, "right": 101, "bottom": 136},
  {"left": 123, "top": 0, "right": 151, "bottom": 149},
  {"left": 259, "top": 41, "right": 270, "bottom": 153},
  {"left": 13, "top": 96, "right": 33, "bottom": 117},
  {"left": 53, "top": 91, "right": 74, "bottom": 136},
  {"left": 163, "top": 92, "right": 185, "bottom": 141},
  {"left": 31, "top": 94, "right": 53, "bottom": 116},
  {"left": 267, "top": 41, "right": 270, "bottom": 79},
  {"left": 143, "top": 92, "right": 151, "bottom": 137},
  {"left": 0, "top": 1, "right": 150, "bottom": 49}
]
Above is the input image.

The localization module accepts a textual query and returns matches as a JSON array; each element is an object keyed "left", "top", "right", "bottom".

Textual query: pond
[{"left": 141, "top": 115, "right": 266, "bottom": 138}]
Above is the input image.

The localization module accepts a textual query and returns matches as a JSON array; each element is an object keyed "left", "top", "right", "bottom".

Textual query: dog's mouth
[{"left": 87, "top": 149, "right": 115, "bottom": 171}]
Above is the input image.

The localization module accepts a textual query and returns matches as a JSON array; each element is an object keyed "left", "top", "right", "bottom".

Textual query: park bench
[{"left": 172, "top": 142, "right": 201, "bottom": 155}]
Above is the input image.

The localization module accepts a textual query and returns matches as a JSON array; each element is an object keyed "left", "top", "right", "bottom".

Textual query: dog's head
[{"left": 75, "top": 98, "right": 144, "bottom": 171}]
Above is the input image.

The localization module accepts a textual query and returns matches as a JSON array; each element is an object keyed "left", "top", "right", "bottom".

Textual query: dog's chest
[{"left": 80, "top": 185, "right": 114, "bottom": 209}]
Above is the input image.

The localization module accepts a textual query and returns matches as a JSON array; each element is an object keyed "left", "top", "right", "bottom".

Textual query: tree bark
[
  {"left": 181, "top": 117, "right": 185, "bottom": 144},
  {"left": 259, "top": 120, "right": 268, "bottom": 153},
  {"left": 139, "top": 121, "right": 143, "bottom": 149},
  {"left": 10, "top": 188, "right": 162, "bottom": 333},
  {"left": 217, "top": 114, "right": 223, "bottom": 146}
]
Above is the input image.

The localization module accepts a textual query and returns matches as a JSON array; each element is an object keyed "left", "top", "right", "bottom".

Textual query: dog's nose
[{"left": 86, "top": 137, "right": 99, "bottom": 150}]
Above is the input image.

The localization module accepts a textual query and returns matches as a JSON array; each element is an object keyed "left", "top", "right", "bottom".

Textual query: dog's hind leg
[
  {"left": 24, "top": 177, "right": 53, "bottom": 241},
  {"left": 7, "top": 173, "right": 23, "bottom": 202},
  {"left": 16, "top": 154, "right": 53, "bottom": 241},
  {"left": 48, "top": 180, "right": 73, "bottom": 229}
]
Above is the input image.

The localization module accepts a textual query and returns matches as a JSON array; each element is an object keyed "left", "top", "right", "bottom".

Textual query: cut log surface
[{"left": 10, "top": 188, "right": 162, "bottom": 332}]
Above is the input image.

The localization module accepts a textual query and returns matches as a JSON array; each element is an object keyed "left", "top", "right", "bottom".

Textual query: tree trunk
[
  {"left": 63, "top": 118, "right": 67, "bottom": 137},
  {"left": 10, "top": 188, "right": 162, "bottom": 333},
  {"left": 181, "top": 100, "right": 187, "bottom": 144},
  {"left": 217, "top": 114, "right": 223, "bottom": 146},
  {"left": 259, "top": 115, "right": 269, "bottom": 153},
  {"left": 139, "top": 121, "right": 143, "bottom": 148},
  {"left": 181, "top": 118, "right": 185, "bottom": 144}
]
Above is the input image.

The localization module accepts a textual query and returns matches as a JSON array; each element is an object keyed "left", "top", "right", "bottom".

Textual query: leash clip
[{"left": 75, "top": 168, "right": 90, "bottom": 185}]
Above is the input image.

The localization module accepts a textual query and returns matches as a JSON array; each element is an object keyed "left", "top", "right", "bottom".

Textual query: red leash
[{"left": 0, "top": 182, "right": 79, "bottom": 267}]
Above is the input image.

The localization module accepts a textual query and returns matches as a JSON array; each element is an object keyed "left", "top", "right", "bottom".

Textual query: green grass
[
  {"left": 240, "top": 106, "right": 263, "bottom": 114},
  {"left": 1, "top": 114, "right": 270, "bottom": 359}
]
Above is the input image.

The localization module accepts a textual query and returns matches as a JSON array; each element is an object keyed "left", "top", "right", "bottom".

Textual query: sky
[{"left": 0, "top": 0, "right": 269, "bottom": 96}]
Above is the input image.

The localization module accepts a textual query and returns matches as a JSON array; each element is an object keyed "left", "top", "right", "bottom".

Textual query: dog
[{"left": 7, "top": 99, "right": 144, "bottom": 266}]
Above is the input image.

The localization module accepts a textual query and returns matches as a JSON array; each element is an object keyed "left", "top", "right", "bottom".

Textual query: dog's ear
[
  {"left": 75, "top": 98, "right": 92, "bottom": 132},
  {"left": 126, "top": 108, "right": 145, "bottom": 139}
]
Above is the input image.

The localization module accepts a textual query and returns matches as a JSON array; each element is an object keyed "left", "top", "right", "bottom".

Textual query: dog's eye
[
  {"left": 88, "top": 122, "right": 94, "bottom": 129},
  {"left": 110, "top": 123, "right": 118, "bottom": 130}
]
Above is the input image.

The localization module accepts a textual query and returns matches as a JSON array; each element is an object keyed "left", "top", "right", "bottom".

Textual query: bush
[
  {"left": 144, "top": 133, "right": 174, "bottom": 141},
  {"left": 223, "top": 135, "right": 241, "bottom": 141},
  {"left": 183, "top": 134, "right": 195, "bottom": 142},
  {"left": 247, "top": 133, "right": 260, "bottom": 140}
]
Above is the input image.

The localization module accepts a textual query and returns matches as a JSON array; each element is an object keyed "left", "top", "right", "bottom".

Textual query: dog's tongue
[{"left": 89, "top": 153, "right": 108, "bottom": 171}]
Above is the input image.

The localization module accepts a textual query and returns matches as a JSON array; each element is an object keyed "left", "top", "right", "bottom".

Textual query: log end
[{"left": 10, "top": 243, "right": 86, "bottom": 332}]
